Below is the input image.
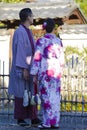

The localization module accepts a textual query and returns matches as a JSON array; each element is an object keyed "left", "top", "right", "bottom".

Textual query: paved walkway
[
  {"left": 0, "top": 125, "right": 87, "bottom": 130},
  {"left": 0, "top": 124, "right": 87, "bottom": 130},
  {"left": 0, "top": 114, "right": 87, "bottom": 130}
]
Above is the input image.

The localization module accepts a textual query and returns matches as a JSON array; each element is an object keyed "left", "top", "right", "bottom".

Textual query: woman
[
  {"left": 8, "top": 8, "right": 41, "bottom": 127},
  {"left": 30, "top": 18, "right": 64, "bottom": 129}
]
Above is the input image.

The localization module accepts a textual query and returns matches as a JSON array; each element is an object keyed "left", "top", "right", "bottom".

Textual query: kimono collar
[
  {"left": 44, "top": 33, "right": 56, "bottom": 39},
  {"left": 21, "top": 24, "right": 29, "bottom": 31},
  {"left": 21, "top": 24, "right": 35, "bottom": 55}
]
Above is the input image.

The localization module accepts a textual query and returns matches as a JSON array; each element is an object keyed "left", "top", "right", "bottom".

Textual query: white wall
[
  {"left": 60, "top": 33, "right": 87, "bottom": 49},
  {"left": 0, "top": 35, "right": 10, "bottom": 87}
]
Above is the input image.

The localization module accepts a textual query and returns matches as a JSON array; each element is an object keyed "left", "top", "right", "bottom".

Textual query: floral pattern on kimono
[{"left": 30, "top": 33, "right": 64, "bottom": 126}]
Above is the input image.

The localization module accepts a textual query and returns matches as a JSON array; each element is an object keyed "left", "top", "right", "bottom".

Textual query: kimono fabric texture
[
  {"left": 8, "top": 25, "right": 37, "bottom": 120},
  {"left": 30, "top": 33, "right": 64, "bottom": 127}
]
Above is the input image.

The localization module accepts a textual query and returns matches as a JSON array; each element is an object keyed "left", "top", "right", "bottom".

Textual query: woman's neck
[{"left": 46, "top": 30, "right": 54, "bottom": 34}]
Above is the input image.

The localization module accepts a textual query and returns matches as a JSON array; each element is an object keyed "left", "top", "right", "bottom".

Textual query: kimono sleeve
[
  {"left": 30, "top": 39, "right": 43, "bottom": 75},
  {"left": 15, "top": 31, "right": 28, "bottom": 69}
]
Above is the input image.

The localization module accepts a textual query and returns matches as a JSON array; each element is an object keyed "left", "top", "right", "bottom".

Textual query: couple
[{"left": 8, "top": 8, "right": 64, "bottom": 129}]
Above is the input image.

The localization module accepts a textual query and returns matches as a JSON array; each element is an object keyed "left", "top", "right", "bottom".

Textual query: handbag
[
  {"left": 23, "top": 81, "right": 41, "bottom": 107},
  {"left": 30, "top": 93, "right": 41, "bottom": 105}
]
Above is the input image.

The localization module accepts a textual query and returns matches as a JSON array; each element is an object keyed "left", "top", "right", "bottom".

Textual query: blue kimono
[{"left": 8, "top": 25, "right": 35, "bottom": 98}]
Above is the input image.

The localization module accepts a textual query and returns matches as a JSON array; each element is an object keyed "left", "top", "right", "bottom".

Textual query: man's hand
[
  {"left": 23, "top": 68, "right": 29, "bottom": 80},
  {"left": 33, "top": 75, "right": 38, "bottom": 83}
]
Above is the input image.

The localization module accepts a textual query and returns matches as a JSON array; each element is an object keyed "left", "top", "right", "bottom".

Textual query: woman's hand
[{"left": 23, "top": 68, "right": 29, "bottom": 80}]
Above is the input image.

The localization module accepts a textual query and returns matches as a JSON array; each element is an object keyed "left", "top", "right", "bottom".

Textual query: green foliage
[
  {"left": 61, "top": 102, "right": 87, "bottom": 112},
  {"left": 61, "top": 96, "right": 87, "bottom": 112},
  {"left": 65, "top": 46, "right": 82, "bottom": 56},
  {"left": 64, "top": 46, "right": 83, "bottom": 62},
  {"left": 65, "top": 46, "right": 87, "bottom": 57},
  {"left": 0, "top": 0, "right": 25, "bottom": 3},
  {"left": 75, "top": 0, "right": 87, "bottom": 3},
  {"left": 0, "top": 22, "right": 6, "bottom": 27},
  {"left": 75, "top": 0, "right": 87, "bottom": 18}
]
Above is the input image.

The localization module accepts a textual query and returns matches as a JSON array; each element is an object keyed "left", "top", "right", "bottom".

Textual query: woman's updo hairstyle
[{"left": 42, "top": 18, "right": 55, "bottom": 33}]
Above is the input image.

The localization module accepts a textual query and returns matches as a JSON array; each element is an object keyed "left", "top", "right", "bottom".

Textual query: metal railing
[
  {"left": 0, "top": 61, "right": 14, "bottom": 115},
  {"left": 0, "top": 60, "right": 87, "bottom": 116}
]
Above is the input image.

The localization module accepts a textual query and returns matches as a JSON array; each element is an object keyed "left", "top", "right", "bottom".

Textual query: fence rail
[{"left": 0, "top": 59, "right": 87, "bottom": 116}]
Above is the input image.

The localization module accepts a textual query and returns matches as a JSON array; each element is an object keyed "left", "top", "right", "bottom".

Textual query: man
[{"left": 8, "top": 8, "right": 41, "bottom": 127}]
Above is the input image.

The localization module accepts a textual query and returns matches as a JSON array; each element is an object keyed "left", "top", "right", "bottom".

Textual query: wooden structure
[{"left": 0, "top": 1, "right": 86, "bottom": 28}]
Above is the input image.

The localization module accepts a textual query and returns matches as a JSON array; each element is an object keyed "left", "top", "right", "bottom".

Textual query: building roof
[
  {"left": 0, "top": 1, "right": 85, "bottom": 21},
  {"left": 60, "top": 24, "right": 87, "bottom": 34},
  {"left": 59, "top": 24, "right": 87, "bottom": 48}
]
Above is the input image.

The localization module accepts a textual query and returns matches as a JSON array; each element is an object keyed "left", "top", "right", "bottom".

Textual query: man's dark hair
[
  {"left": 19, "top": 8, "right": 32, "bottom": 23},
  {"left": 45, "top": 18, "right": 55, "bottom": 33}
]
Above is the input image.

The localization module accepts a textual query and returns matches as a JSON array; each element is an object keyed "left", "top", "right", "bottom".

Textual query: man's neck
[{"left": 22, "top": 22, "right": 30, "bottom": 29}]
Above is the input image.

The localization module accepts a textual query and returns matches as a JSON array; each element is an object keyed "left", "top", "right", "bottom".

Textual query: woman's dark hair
[
  {"left": 19, "top": 8, "right": 32, "bottom": 23},
  {"left": 44, "top": 18, "right": 55, "bottom": 33}
]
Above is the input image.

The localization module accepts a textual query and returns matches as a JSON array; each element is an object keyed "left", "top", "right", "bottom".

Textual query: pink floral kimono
[{"left": 30, "top": 33, "right": 64, "bottom": 127}]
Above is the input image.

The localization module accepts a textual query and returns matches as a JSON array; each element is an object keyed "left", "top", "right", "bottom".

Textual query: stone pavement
[
  {"left": 0, "top": 125, "right": 87, "bottom": 130},
  {"left": 0, "top": 114, "right": 87, "bottom": 130},
  {"left": 0, "top": 124, "right": 87, "bottom": 130}
]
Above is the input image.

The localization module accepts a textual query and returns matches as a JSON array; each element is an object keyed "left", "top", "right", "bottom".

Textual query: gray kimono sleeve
[{"left": 15, "top": 31, "right": 28, "bottom": 69}]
